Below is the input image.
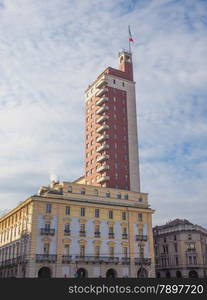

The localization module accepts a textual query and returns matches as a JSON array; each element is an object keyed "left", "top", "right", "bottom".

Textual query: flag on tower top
[{"left": 128, "top": 25, "right": 134, "bottom": 42}]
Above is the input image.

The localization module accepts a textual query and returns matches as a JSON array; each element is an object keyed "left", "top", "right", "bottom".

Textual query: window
[
  {"left": 115, "top": 163, "right": 118, "bottom": 169},
  {"left": 122, "top": 212, "right": 126, "bottom": 220},
  {"left": 109, "top": 246, "right": 114, "bottom": 257},
  {"left": 175, "top": 256, "right": 179, "bottom": 266},
  {"left": 80, "top": 224, "right": 85, "bottom": 232},
  {"left": 139, "top": 245, "right": 144, "bottom": 258},
  {"left": 65, "top": 206, "right": 70, "bottom": 215},
  {"left": 65, "top": 223, "right": 70, "bottom": 233},
  {"left": 109, "top": 226, "right": 114, "bottom": 234},
  {"left": 43, "top": 243, "right": 49, "bottom": 254},
  {"left": 138, "top": 197, "right": 143, "bottom": 202},
  {"left": 81, "top": 188, "right": 85, "bottom": 195},
  {"left": 94, "top": 189, "right": 98, "bottom": 196},
  {"left": 138, "top": 213, "right": 142, "bottom": 222},
  {"left": 95, "top": 246, "right": 100, "bottom": 257},
  {"left": 174, "top": 243, "right": 178, "bottom": 252},
  {"left": 45, "top": 223, "right": 50, "bottom": 230},
  {"left": 122, "top": 82, "right": 125, "bottom": 87},
  {"left": 46, "top": 203, "right": 52, "bottom": 214},
  {"left": 123, "top": 247, "right": 128, "bottom": 257},
  {"left": 95, "top": 209, "right": 100, "bottom": 218},
  {"left": 188, "top": 234, "right": 192, "bottom": 240},
  {"left": 113, "top": 79, "right": 116, "bottom": 84},
  {"left": 80, "top": 207, "right": 85, "bottom": 217},
  {"left": 122, "top": 227, "right": 127, "bottom": 235},
  {"left": 117, "top": 193, "right": 121, "bottom": 199},
  {"left": 106, "top": 192, "right": 110, "bottom": 198},
  {"left": 95, "top": 224, "right": 100, "bottom": 233},
  {"left": 80, "top": 245, "right": 85, "bottom": 257},
  {"left": 109, "top": 210, "right": 113, "bottom": 219},
  {"left": 124, "top": 194, "right": 128, "bottom": 200},
  {"left": 64, "top": 244, "right": 70, "bottom": 255}
]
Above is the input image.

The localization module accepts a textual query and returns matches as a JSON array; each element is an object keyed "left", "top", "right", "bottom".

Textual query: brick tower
[{"left": 84, "top": 51, "right": 140, "bottom": 192}]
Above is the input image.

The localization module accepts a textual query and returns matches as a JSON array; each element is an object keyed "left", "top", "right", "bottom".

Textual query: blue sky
[{"left": 0, "top": 0, "right": 207, "bottom": 227}]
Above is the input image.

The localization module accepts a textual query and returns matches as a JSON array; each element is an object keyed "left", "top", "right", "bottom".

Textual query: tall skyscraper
[{"left": 85, "top": 51, "right": 140, "bottom": 192}]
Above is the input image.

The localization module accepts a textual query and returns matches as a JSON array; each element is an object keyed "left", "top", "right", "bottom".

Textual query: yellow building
[{"left": 0, "top": 181, "right": 155, "bottom": 278}]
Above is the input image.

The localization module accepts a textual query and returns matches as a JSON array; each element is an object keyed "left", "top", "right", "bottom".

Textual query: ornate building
[
  {"left": 0, "top": 182, "right": 155, "bottom": 278},
  {"left": 154, "top": 219, "right": 207, "bottom": 278}
]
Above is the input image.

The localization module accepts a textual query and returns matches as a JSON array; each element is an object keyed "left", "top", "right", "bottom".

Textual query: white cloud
[{"left": 0, "top": 0, "right": 206, "bottom": 228}]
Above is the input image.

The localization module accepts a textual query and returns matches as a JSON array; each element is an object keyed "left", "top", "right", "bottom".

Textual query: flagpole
[{"left": 128, "top": 25, "right": 132, "bottom": 53}]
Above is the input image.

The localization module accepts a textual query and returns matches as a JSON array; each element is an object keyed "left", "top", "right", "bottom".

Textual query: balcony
[
  {"left": 122, "top": 234, "right": 128, "bottom": 239},
  {"left": 96, "top": 96, "right": 108, "bottom": 106},
  {"left": 36, "top": 254, "right": 57, "bottom": 263},
  {"left": 96, "top": 124, "right": 109, "bottom": 134},
  {"left": 96, "top": 164, "right": 109, "bottom": 173},
  {"left": 79, "top": 231, "right": 86, "bottom": 237},
  {"left": 121, "top": 257, "right": 130, "bottom": 264},
  {"left": 96, "top": 105, "right": 109, "bottom": 115},
  {"left": 108, "top": 233, "right": 115, "bottom": 239},
  {"left": 40, "top": 228, "right": 55, "bottom": 236},
  {"left": 96, "top": 144, "right": 109, "bottom": 153},
  {"left": 96, "top": 87, "right": 108, "bottom": 97},
  {"left": 96, "top": 78, "right": 107, "bottom": 89},
  {"left": 135, "top": 235, "right": 148, "bottom": 241},
  {"left": 134, "top": 258, "right": 151, "bottom": 265},
  {"left": 96, "top": 134, "right": 109, "bottom": 143},
  {"left": 94, "top": 232, "right": 101, "bottom": 238},
  {"left": 96, "top": 115, "right": 109, "bottom": 124},
  {"left": 75, "top": 256, "right": 119, "bottom": 264},
  {"left": 64, "top": 230, "right": 71, "bottom": 236},
  {"left": 62, "top": 255, "right": 72, "bottom": 264},
  {"left": 97, "top": 176, "right": 110, "bottom": 183},
  {"left": 96, "top": 154, "right": 109, "bottom": 163}
]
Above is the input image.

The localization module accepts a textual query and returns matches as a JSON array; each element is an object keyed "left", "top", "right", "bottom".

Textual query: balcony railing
[
  {"left": 96, "top": 105, "right": 109, "bottom": 115},
  {"left": 75, "top": 256, "right": 119, "bottom": 264},
  {"left": 96, "top": 134, "right": 109, "bottom": 143},
  {"left": 36, "top": 254, "right": 57, "bottom": 263},
  {"left": 96, "top": 124, "right": 109, "bottom": 134},
  {"left": 79, "top": 231, "right": 86, "bottom": 237},
  {"left": 62, "top": 255, "right": 72, "bottom": 264},
  {"left": 96, "top": 154, "right": 109, "bottom": 163},
  {"left": 96, "top": 78, "right": 107, "bottom": 89},
  {"left": 64, "top": 230, "right": 71, "bottom": 236},
  {"left": 96, "top": 115, "right": 109, "bottom": 124},
  {"left": 122, "top": 234, "right": 128, "bottom": 239},
  {"left": 40, "top": 228, "right": 55, "bottom": 236},
  {"left": 96, "top": 144, "right": 109, "bottom": 153},
  {"left": 134, "top": 258, "right": 151, "bottom": 265},
  {"left": 108, "top": 233, "right": 115, "bottom": 239},
  {"left": 96, "top": 164, "right": 109, "bottom": 173},
  {"left": 135, "top": 235, "right": 147, "bottom": 241},
  {"left": 94, "top": 232, "right": 101, "bottom": 238},
  {"left": 96, "top": 96, "right": 108, "bottom": 106},
  {"left": 97, "top": 176, "right": 110, "bottom": 183},
  {"left": 96, "top": 87, "right": 108, "bottom": 97},
  {"left": 121, "top": 257, "right": 130, "bottom": 264}
]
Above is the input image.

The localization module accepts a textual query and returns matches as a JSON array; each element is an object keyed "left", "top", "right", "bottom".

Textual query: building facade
[
  {"left": 0, "top": 182, "right": 155, "bottom": 278},
  {"left": 153, "top": 219, "right": 207, "bottom": 278},
  {"left": 84, "top": 51, "right": 140, "bottom": 192}
]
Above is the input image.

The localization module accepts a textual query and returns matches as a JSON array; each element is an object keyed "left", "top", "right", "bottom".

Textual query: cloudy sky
[{"left": 0, "top": 0, "right": 206, "bottom": 227}]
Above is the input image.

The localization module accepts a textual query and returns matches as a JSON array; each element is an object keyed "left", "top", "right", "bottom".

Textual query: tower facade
[{"left": 84, "top": 51, "right": 140, "bottom": 192}]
